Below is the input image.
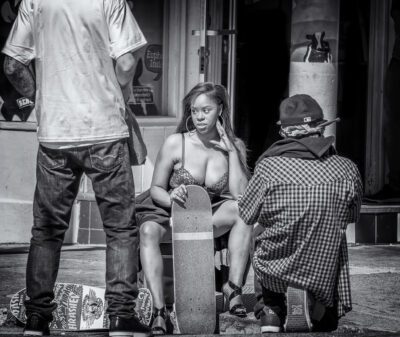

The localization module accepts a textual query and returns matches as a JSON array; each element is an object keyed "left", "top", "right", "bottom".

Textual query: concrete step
[
  {"left": 361, "top": 204, "right": 400, "bottom": 213},
  {"left": 347, "top": 204, "right": 400, "bottom": 244}
]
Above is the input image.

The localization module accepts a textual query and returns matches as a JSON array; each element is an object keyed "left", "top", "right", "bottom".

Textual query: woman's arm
[
  {"left": 150, "top": 134, "right": 181, "bottom": 208},
  {"left": 227, "top": 138, "right": 248, "bottom": 198}
]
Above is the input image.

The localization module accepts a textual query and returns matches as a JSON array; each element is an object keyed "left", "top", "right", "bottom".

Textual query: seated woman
[{"left": 136, "top": 82, "right": 253, "bottom": 334}]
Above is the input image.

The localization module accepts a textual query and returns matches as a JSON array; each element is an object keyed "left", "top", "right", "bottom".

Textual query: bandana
[{"left": 256, "top": 136, "right": 336, "bottom": 165}]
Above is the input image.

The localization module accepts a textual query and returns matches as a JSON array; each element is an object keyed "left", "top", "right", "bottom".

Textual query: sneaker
[
  {"left": 109, "top": 316, "right": 152, "bottom": 337},
  {"left": 24, "top": 314, "right": 50, "bottom": 336},
  {"left": 312, "top": 305, "right": 338, "bottom": 332},
  {"left": 284, "top": 286, "right": 312, "bottom": 332},
  {"left": 259, "top": 306, "right": 282, "bottom": 333},
  {"left": 150, "top": 307, "right": 174, "bottom": 335}
]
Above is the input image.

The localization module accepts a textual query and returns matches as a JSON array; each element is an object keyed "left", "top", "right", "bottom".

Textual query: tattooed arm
[{"left": 3, "top": 56, "right": 35, "bottom": 99}]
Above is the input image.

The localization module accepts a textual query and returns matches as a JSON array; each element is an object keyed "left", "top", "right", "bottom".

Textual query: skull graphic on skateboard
[{"left": 10, "top": 283, "right": 152, "bottom": 331}]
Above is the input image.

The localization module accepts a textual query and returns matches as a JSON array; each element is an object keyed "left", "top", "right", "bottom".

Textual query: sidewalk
[{"left": 0, "top": 244, "right": 399, "bottom": 336}]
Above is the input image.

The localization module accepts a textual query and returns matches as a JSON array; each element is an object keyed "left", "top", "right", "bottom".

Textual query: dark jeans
[
  {"left": 384, "top": 57, "right": 400, "bottom": 192},
  {"left": 26, "top": 139, "right": 138, "bottom": 321},
  {"left": 254, "top": 284, "right": 286, "bottom": 319}
]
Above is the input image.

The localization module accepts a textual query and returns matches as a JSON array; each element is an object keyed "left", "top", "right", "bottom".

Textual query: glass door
[{"left": 193, "top": 0, "right": 238, "bottom": 125}]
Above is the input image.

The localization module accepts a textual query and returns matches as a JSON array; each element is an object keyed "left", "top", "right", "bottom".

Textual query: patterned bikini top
[{"left": 169, "top": 134, "right": 229, "bottom": 197}]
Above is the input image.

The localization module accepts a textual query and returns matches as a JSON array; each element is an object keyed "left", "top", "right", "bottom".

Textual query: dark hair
[{"left": 176, "top": 82, "right": 249, "bottom": 176}]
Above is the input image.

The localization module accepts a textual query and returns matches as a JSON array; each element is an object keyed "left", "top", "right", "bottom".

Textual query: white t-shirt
[{"left": 2, "top": 0, "right": 146, "bottom": 145}]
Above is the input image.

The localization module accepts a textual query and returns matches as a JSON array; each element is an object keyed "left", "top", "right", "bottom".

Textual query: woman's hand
[
  {"left": 210, "top": 120, "right": 234, "bottom": 153},
  {"left": 169, "top": 184, "right": 188, "bottom": 205}
]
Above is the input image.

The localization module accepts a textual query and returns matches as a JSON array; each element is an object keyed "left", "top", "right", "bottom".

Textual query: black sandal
[
  {"left": 222, "top": 280, "right": 247, "bottom": 318},
  {"left": 150, "top": 307, "right": 174, "bottom": 335}
]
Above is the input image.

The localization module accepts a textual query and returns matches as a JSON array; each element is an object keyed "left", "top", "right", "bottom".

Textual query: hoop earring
[
  {"left": 186, "top": 116, "right": 195, "bottom": 133},
  {"left": 218, "top": 115, "right": 225, "bottom": 129}
]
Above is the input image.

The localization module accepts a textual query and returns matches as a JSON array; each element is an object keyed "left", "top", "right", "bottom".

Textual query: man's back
[
  {"left": 255, "top": 154, "right": 362, "bottom": 231},
  {"left": 31, "top": 0, "right": 118, "bottom": 101}
]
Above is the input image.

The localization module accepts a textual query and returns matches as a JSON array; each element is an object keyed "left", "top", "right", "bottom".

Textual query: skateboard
[
  {"left": 9, "top": 283, "right": 152, "bottom": 331},
  {"left": 171, "top": 185, "right": 217, "bottom": 334}
]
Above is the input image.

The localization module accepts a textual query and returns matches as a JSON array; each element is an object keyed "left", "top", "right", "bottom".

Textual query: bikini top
[{"left": 169, "top": 134, "right": 229, "bottom": 197}]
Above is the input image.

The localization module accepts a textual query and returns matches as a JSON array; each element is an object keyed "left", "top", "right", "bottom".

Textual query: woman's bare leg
[
  {"left": 213, "top": 200, "right": 253, "bottom": 286},
  {"left": 140, "top": 221, "right": 169, "bottom": 309}
]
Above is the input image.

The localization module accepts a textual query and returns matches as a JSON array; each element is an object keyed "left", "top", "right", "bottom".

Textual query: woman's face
[{"left": 190, "top": 94, "right": 220, "bottom": 134}]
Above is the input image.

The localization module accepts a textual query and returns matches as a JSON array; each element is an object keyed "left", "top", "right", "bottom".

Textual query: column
[{"left": 289, "top": 0, "right": 340, "bottom": 137}]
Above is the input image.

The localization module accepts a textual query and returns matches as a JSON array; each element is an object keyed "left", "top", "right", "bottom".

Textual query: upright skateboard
[
  {"left": 171, "top": 185, "right": 217, "bottom": 334},
  {"left": 10, "top": 283, "right": 152, "bottom": 331}
]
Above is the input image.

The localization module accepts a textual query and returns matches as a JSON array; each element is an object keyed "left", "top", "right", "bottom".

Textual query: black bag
[{"left": 125, "top": 104, "right": 147, "bottom": 166}]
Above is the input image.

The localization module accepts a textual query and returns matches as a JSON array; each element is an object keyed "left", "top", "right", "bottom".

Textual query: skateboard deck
[
  {"left": 171, "top": 185, "right": 217, "bottom": 334},
  {"left": 9, "top": 283, "right": 152, "bottom": 331}
]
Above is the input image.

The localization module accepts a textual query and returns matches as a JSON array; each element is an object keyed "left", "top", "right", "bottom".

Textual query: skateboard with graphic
[
  {"left": 9, "top": 283, "right": 152, "bottom": 331},
  {"left": 171, "top": 185, "right": 217, "bottom": 334}
]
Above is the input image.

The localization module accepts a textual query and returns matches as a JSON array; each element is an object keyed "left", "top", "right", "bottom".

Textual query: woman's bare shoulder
[
  {"left": 164, "top": 133, "right": 182, "bottom": 146},
  {"left": 162, "top": 133, "right": 183, "bottom": 150}
]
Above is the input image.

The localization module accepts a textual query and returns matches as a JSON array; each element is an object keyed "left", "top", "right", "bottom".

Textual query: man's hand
[{"left": 121, "top": 83, "right": 132, "bottom": 103}]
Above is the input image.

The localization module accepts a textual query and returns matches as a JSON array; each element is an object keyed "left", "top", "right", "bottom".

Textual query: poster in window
[{"left": 126, "top": 0, "right": 165, "bottom": 117}]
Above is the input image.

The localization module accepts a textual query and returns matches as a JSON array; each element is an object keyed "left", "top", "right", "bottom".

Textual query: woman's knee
[
  {"left": 140, "top": 221, "right": 163, "bottom": 244},
  {"left": 224, "top": 200, "right": 240, "bottom": 221},
  {"left": 213, "top": 200, "right": 240, "bottom": 231}
]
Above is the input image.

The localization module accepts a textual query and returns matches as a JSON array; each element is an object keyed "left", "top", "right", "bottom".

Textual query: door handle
[
  {"left": 198, "top": 46, "right": 210, "bottom": 74},
  {"left": 192, "top": 29, "right": 237, "bottom": 37}
]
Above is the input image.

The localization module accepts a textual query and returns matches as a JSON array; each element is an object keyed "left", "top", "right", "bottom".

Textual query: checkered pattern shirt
[{"left": 239, "top": 154, "right": 363, "bottom": 317}]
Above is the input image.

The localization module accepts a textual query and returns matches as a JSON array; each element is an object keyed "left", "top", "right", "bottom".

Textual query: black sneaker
[
  {"left": 259, "top": 306, "right": 283, "bottom": 333},
  {"left": 24, "top": 314, "right": 50, "bottom": 336},
  {"left": 109, "top": 315, "right": 152, "bottom": 337},
  {"left": 312, "top": 305, "right": 338, "bottom": 332}
]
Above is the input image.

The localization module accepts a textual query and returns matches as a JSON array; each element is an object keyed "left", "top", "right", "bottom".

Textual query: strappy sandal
[
  {"left": 150, "top": 307, "right": 174, "bottom": 335},
  {"left": 222, "top": 280, "right": 247, "bottom": 317}
]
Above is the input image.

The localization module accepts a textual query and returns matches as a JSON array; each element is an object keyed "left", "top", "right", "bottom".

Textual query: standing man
[
  {"left": 2, "top": 0, "right": 149, "bottom": 336},
  {"left": 239, "top": 94, "right": 362, "bottom": 333}
]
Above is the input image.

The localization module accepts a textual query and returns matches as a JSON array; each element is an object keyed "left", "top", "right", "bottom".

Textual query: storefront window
[{"left": 127, "top": 0, "right": 168, "bottom": 117}]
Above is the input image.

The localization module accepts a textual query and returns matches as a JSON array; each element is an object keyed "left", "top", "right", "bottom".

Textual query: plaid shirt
[{"left": 239, "top": 154, "right": 363, "bottom": 316}]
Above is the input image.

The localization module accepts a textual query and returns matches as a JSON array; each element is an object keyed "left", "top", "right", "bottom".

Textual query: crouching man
[{"left": 239, "top": 94, "right": 362, "bottom": 333}]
